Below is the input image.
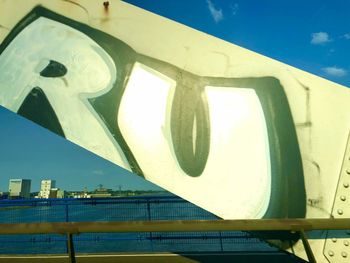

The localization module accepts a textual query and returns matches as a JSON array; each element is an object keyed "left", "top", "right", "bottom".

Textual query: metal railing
[
  {"left": 0, "top": 195, "right": 218, "bottom": 223},
  {"left": 0, "top": 196, "right": 274, "bottom": 256},
  {"left": 2, "top": 196, "right": 349, "bottom": 263},
  {"left": 1, "top": 218, "right": 350, "bottom": 263}
]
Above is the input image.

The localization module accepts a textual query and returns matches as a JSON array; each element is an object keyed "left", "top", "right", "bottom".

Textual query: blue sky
[
  {"left": 0, "top": 107, "right": 163, "bottom": 192},
  {"left": 125, "top": 0, "right": 350, "bottom": 87},
  {"left": 1, "top": 0, "right": 349, "bottom": 192}
]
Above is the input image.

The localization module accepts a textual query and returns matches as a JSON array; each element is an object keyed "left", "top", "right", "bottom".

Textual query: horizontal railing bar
[
  {"left": 0, "top": 218, "right": 349, "bottom": 235},
  {"left": 0, "top": 196, "right": 183, "bottom": 204},
  {"left": 0, "top": 197, "right": 193, "bottom": 207}
]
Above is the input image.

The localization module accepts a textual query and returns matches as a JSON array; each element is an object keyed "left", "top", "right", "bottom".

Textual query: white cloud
[
  {"left": 230, "top": 3, "right": 239, "bottom": 15},
  {"left": 322, "top": 66, "right": 347, "bottom": 77},
  {"left": 92, "top": 170, "right": 105, "bottom": 175},
  {"left": 343, "top": 33, "right": 350, "bottom": 39},
  {"left": 207, "top": 0, "right": 223, "bottom": 23},
  {"left": 311, "top": 32, "right": 331, "bottom": 45}
]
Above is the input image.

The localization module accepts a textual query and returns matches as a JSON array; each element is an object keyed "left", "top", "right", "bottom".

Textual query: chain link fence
[{"left": 0, "top": 195, "right": 284, "bottom": 255}]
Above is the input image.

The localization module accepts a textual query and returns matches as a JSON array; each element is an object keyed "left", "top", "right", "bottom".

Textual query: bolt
[
  {"left": 328, "top": 250, "right": 334, "bottom": 257},
  {"left": 347, "top": 169, "right": 350, "bottom": 175},
  {"left": 332, "top": 238, "right": 337, "bottom": 242},
  {"left": 341, "top": 251, "right": 348, "bottom": 258},
  {"left": 338, "top": 209, "right": 344, "bottom": 215},
  {"left": 340, "top": 195, "right": 347, "bottom": 201},
  {"left": 344, "top": 240, "right": 349, "bottom": 246},
  {"left": 344, "top": 182, "right": 349, "bottom": 188},
  {"left": 103, "top": 1, "right": 109, "bottom": 10}
]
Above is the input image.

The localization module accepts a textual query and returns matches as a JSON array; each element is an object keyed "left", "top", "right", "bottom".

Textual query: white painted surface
[
  {"left": 0, "top": 17, "right": 129, "bottom": 169},
  {"left": 119, "top": 63, "right": 271, "bottom": 218}
]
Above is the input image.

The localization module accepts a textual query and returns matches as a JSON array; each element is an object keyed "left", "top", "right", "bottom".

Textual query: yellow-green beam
[{"left": 0, "top": 218, "right": 349, "bottom": 235}]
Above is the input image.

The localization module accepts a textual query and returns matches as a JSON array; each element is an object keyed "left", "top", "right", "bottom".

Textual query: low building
[
  {"left": 49, "top": 188, "right": 65, "bottom": 198},
  {"left": 0, "top": 191, "right": 7, "bottom": 199},
  {"left": 89, "top": 193, "right": 112, "bottom": 198},
  {"left": 90, "top": 186, "right": 112, "bottom": 198}
]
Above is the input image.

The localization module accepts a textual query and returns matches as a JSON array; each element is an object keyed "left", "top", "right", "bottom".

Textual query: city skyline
[
  {"left": 0, "top": 106, "right": 164, "bottom": 192},
  {"left": 1, "top": 175, "right": 166, "bottom": 194}
]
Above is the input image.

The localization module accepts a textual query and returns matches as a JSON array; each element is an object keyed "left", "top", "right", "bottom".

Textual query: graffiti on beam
[{"left": 0, "top": 6, "right": 305, "bottom": 219}]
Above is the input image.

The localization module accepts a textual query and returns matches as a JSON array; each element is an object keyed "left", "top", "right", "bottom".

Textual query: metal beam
[{"left": 0, "top": 218, "right": 349, "bottom": 235}]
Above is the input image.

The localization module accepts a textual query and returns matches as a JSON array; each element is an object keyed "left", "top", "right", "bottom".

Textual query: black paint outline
[{"left": 0, "top": 6, "right": 306, "bottom": 219}]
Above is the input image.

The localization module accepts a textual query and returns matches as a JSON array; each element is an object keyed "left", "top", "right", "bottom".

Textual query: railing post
[
  {"left": 299, "top": 230, "right": 317, "bottom": 263},
  {"left": 219, "top": 231, "right": 224, "bottom": 252},
  {"left": 65, "top": 201, "right": 70, "bottom": 254},
  {"left": 65, "top": 203, "right": 69, "bottom": 222},
  {"left": 146, "top": 198, "right": 154, "bottom": 251},
  {"left": 67, "top": 233, "right": 76, "bottom": 263},
  {"left": 146, "top": 198, "right": 151, "bottom": 220}
]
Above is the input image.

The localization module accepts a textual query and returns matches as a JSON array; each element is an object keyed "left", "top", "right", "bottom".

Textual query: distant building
[
  {"left": 89, "top": 186, "right": 112, "bottom": 198},
  {"left": 38, "top": 180, "right": 56, "bottom": 199},
  {"left": 71, "top": 192, "right": 91, "bottom": 198},
  {"left": 89, "top": 192, "right": 111, "bottom": 198},
  {"left": 8, "top": 179, "right": 31, "bottom": 199},
  {"left": 49, "top": 188, "right": 65, "bottom": 198},
  {"left": 0, "top": 192, "right": 8, "bottom": 199}
]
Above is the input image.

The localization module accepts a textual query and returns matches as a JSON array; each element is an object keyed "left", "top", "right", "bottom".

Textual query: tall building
[
  {"left": 8, "top": 179, "right": 31, "bottom": 199},
  {"left": 38, "top": 180, "right": 56, "bottom": 199}
]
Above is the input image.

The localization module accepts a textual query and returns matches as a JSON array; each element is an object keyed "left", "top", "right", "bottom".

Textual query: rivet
[
  {"left": 338, "top": 209, "right": 344, "bottom": 215},
  {"left": 340, "top": 195, "right": 347, "bottom": 201},
  {"left": 332, "top": 238, "right": 337, "bottom": 242},
  {"left": 328, "top": 250, "right": 334, "bottom": 256},
  {"left": 341, "top": 251, "right": 348, "bottom": 258},
  {"left": 344, "top": 240, "right": 349, "bottom": 246},
  {"left": 347, "top": 169, "right": 350, "bottom": 175},
  {"left": 344, "top": 182, "right": 349, "bottom": 188}
]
